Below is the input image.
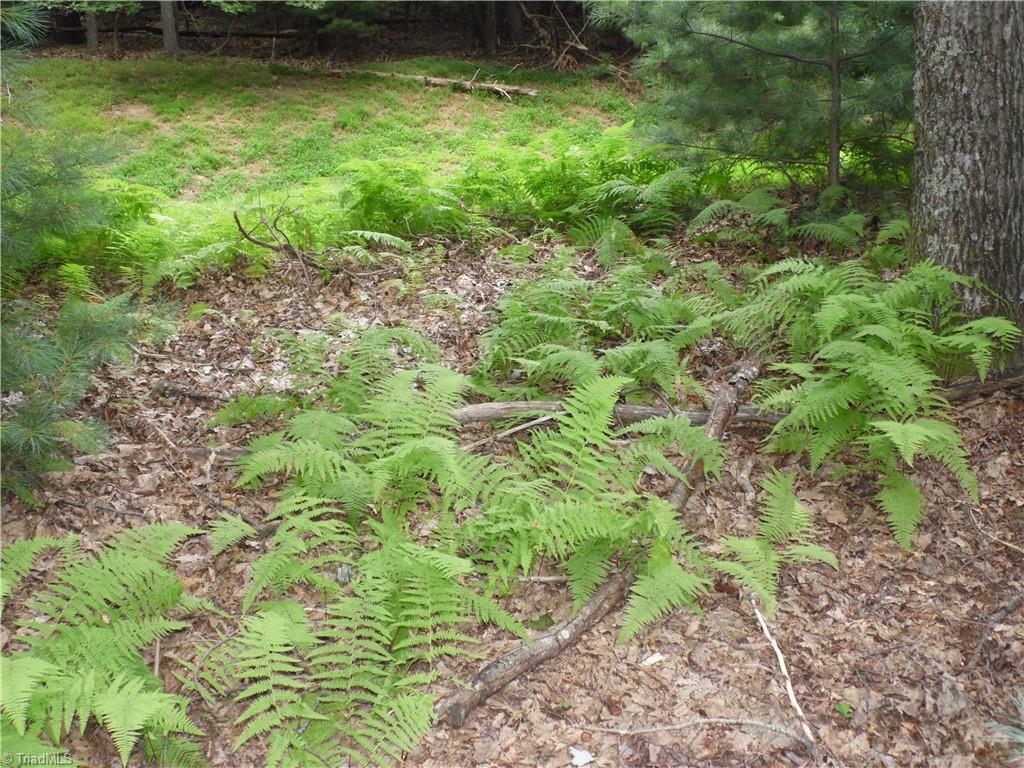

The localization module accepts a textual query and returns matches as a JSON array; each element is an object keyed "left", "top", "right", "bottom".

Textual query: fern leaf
[
  {"left": 876, "top": 472, "right": 924, "bottom": 550},
  {"left": 619, "top": 544, "right": 708, "bottom": 643}
]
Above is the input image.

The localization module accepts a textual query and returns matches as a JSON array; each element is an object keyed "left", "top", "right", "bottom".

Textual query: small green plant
[
  {"left": 834, "top": 700, "right": 855, "bottom": 719},
  {"left": 1, "top": 295, "right": 137, "bottom": 503},
  {"left": 710, "top": 470, "right": 836, "bottom": 615},
  {"left": 0, "top": 524, "right": 207, "bottom": 766}
]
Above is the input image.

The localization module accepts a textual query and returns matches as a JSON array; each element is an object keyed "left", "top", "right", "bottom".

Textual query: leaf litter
[{"left": 1, "top": 241, "right": 1021, "bottom": 768}]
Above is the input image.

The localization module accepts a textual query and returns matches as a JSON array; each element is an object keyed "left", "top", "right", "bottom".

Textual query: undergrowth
[{"left": 3, "top": 53, "right": 1021, "bottom": 768}]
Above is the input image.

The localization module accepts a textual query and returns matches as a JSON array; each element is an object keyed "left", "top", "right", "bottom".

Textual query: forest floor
[
  {"left": 4, "top": 248, "right": 1022, "bottom": 767},
  {"left": 4, "top": 53, "right": 1023, "bottom": 767}
]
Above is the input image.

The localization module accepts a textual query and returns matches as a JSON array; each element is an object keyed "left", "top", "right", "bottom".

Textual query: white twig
[
  {"left": 749, "top": 592, "right": 818, "bottom": 757},
  {"left": 463, "top": 413, "right": 557, "bottom": 450},
  {"left": 578, "top": 717, "right": 805, "bottom": 744}
]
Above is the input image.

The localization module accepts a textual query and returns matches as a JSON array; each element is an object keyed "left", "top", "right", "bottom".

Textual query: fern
[
  {"left": 1, "top": 534, "right": 78, "bottom": 602},
  {"left": 721, "top": 254, "right": 1018, "bottom": 548},
  {"left": 711, "top": 470, "right": 837, "bottom": 615},
  {"left": 209, "top": 513, "right": 259, "bottom": 555},
  {"left": 619, "top": 541, "right": 709, "bottom": 643},
  {"left": 1, "top": 525, "right": 207, "bottom": 764}
]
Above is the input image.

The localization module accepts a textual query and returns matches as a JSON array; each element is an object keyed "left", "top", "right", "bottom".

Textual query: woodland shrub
[{"left": 0, "top": 296, "right": 138, "bottom": 503}]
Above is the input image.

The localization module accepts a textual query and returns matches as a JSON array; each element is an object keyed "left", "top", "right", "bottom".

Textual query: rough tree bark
[
  {"left": 504, "top": 1, "right": 524, "bottom": 46},
  {"left": 160, "top": 0, "right": 182, "bottom": 60},
  {"left": 912, "top": 1, "right": 1024, "bottom": 364},
  {"left": 84, "top": 11, "right": 99, "bottom": 55}
]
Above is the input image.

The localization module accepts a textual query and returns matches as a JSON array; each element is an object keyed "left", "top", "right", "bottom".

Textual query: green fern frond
[
  {"left": 1, "top": 655, "right": 58, "bottom": 734},
  {"left": 619, "top": 543, "right": 709, "bottom": 643},
  {"left": 876, "top": 472, "right": 924, "bottom": 550},
  {"left": 209, "top": 514, "right": 259, "bottom": 555},
  {"left": 1, "top": 535, "right": 77, "bottom": 602}
]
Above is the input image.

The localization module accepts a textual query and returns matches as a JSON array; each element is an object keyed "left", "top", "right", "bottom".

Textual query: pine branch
[{"left": 681, "top": 21, "right": 830, "bottom": 68}]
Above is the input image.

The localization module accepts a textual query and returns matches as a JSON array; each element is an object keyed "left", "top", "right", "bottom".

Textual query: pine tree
[{"left": 604, "top": 1, "right": 914, "bottom": 185}]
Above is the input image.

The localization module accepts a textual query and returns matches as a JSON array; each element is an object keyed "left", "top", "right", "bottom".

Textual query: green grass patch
[{"left": 29, "top": 55, "right": 632, "bottom": 199}]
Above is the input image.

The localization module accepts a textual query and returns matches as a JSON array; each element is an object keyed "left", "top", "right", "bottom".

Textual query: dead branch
[
  {"left": 668, "top": 359, "right": 761, "bottom": 511},
  {"left": 151, "top": 379, "right": 228, "bottom": 402},
  {"left": 433, "top": 359, "right": 763, "bottom": 728},
  {"left": 434, "top": 572, "right": 630, "bottom": 727},
  {"left": 233, "top": 208, "right": 402, "bottom": 293},
  {"left": 940, "top": 373, "right": 1024, "bottom": 402},
  {"left": 452, "top": 400, "right": 783, "bottom": 427},
  {"left": 328, "top": 69, "right": 538, "bottom": 99}
]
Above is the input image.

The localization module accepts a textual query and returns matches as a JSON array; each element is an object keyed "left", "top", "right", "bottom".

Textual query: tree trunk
[
  {"left": 827, "top": 2, "right": 842, "bottom": 187},
  {"left": 84, "top": 11, "right": 99, "bottom": 55},
  {"left": 912, "top": 1, "right": 1024, "bottom": 365},
  {"left": 483, "top": 1, "right": 498, "bottom": 57},
  {"left": 505, "top": 1, "right": 524, "bottom": 46},
  {"left": 160, "top": 0, "right": 182, "bottom": 60}
]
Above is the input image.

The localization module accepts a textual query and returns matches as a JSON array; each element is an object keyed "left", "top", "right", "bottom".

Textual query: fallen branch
[
  {"left": 233, "top": 208, "right": 401, "bottom": 293},
  {"left": 434, "top": 572, "right": 629, "bottom": 727},
  {"left": 151, "top": 379, "right": 228, "bottom": 402},
  {"left": 328, "top": 69, "right": 538, "bottom": 99},
  {"left": 940, "top": 373, "right": 1024, "bottom": 402},
  {"left": 453, "top": 400, "right": 783, "bottom": 427},
  {"left": 433, "top": 359, "right": 762, "bottom": 728},
  {"left": 668, "top": 359, "right": 761, "bottom": 511},
  {"left": 578, "top": 716, "right": 808, "bottom": 746}
]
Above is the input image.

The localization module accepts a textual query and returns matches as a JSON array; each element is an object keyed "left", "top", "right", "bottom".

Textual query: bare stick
[
  {"left": 578, "top": 717, "right": 808, "bottom": 746},
  {"left": 328, "top": 69, "right": 538, "bottom": 98},
  {"left": 749, "top": 593, "right": 817, "bottom": 757},
  {"left": 668, "top": 359, "right": 761, "bottom": 511},
  {"left": 462, "top": 413, "right": 557, "bottom": 450},
  {"left": 434, "top": 572, "right": 630, "bottom": 727},
  {"left": 452, "top": 400, "right": 783, "bottom": 427}
]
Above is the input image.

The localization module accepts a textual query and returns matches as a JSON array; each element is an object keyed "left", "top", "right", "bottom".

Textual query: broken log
[
  {"left": 328, "top": 69, "right": 539, "bottom": 99},
  {"left": 940, "top": 373, "right": 1023, "bottom": 402},
  {"left": 433, "top": 358, "right": 763, "bottom": 728}
]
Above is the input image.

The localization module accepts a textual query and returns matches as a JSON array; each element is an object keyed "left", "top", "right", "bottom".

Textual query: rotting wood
[
  {"left": 327, "top": 69, "right": 539, "bottom": 99},
  {"left": 939, "top": 373, "right": 1023, "bottom": 402},
  {"left": 433, "top": 359, "right": 763, "bottom": 728}
]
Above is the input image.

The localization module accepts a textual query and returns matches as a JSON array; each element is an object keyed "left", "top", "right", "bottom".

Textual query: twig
[
  {"left": 737, "top": 457, "right": 757, "bottom": 500},
  {"left": 749, "top": 592, "right": 818, "bottom": 758},
  {"left": 463, "top": 413, "right": 557, "bottom": 450},
  {"left": 577, "top": 716, "right": 807, "bottom": 745},
  {"left": 964, "top": 504, "right": 1024, "bottom": 556}
]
